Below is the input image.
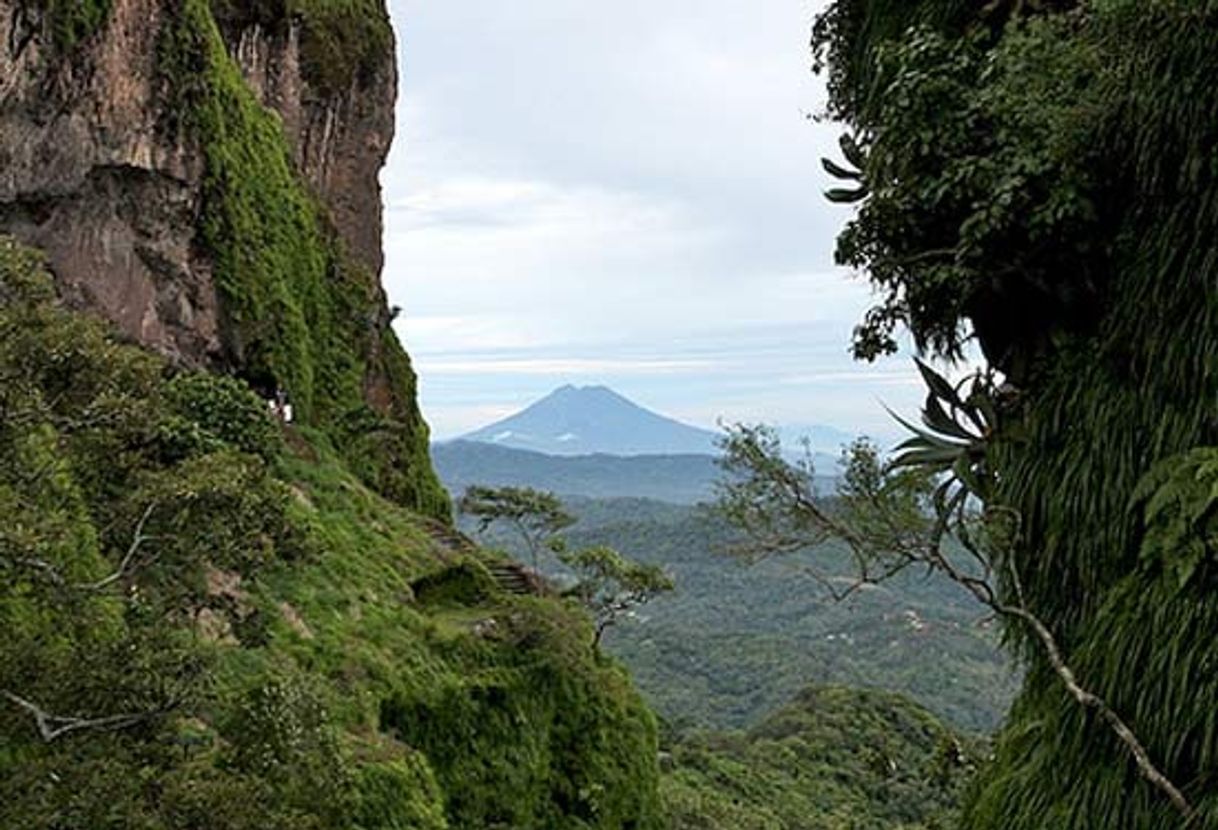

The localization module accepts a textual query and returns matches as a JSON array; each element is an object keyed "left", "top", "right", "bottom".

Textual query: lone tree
[
  {"left": 458, "top": 484, "right": 673, "bottom": 646},
  {"left": 559, "top": 546, "right": 674, "bottom": 647},
  {"left": 458, "top": 485, "right": 575, "bottom": 570}
]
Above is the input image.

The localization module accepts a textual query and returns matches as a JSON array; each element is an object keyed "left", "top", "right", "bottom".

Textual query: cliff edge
[{"left": 0, "top": 0, "right": 446, "bottom": 517}]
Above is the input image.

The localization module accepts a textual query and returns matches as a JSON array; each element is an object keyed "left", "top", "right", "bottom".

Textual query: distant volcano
[{"left": 456, "top": 385, "right": 720, "bottom": 456}]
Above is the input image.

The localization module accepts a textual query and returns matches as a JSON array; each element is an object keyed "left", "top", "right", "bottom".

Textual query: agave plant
[
  {"left": 823, "top": 133, "right": 870, "bottom": 204},
  {"left": 889, "top": 360, "right": 998, "bottom": 516}
]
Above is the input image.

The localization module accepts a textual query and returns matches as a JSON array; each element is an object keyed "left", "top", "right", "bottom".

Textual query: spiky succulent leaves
[{"left": 889, "top": 360, "right": 995, "bottom": 504}]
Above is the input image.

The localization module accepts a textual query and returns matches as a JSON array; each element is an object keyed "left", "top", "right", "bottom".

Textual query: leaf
[
  {"left": 891, "top": 446, "right": 959, "bottom": 470},
  {"left": 914, "top": 360, "right": 961, "bottom": 407},
  {"left": 952, "top": 454, "right": 986, "bottom": 500},
  {"left": 839, "top": 133, "right": 866, "bottom": 169},
  {"left": 825, "top": 186, "right": 869, "bottom": 204},
  {"left": 922, "top": 395, "right": 975, "bottom": 442},
  {"left": 822, "top": 157, "right": 863, "bottom": 181}
]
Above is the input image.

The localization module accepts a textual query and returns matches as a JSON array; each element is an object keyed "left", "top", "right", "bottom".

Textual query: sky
[{"left": 381, "top": 0, "right": 925, "bottom": 444}]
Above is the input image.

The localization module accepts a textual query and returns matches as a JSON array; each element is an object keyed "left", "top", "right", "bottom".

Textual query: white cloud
[
  {"left": 421, "top": 356, "right": 717, "bottom": 376},
  {"left": 382, "top": 0, "right": 928, "bottom": 440}
]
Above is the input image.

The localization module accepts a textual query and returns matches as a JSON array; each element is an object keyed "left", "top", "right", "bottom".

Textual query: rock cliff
[{"left": 0, "top": 0, "right": 447, "bottom": 518}]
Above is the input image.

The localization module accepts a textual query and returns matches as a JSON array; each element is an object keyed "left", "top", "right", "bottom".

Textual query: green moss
[
  {"left": 25, "top": 0, "right": 114, "bottom": 50},
  {"left": 1, "top": 241, "right": 663, "bottom": 829},
  {"left": 158, "top": 0, "right": 447, "bottom": 520},
  {"left": 208, "top": 0, "right": 392, "bottom": 95},
  {"left": 353, "top": 756, "right": 449, "bottom": 830},
  {"left": 379, "top": 603, "right": 664, "bottom": 829},
  {"left": 411, "top": 560, "right": 500, "bottom": 609}
]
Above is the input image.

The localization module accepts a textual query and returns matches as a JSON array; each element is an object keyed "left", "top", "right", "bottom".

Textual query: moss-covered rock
[
  {"left": 0, "top": 240, "right": 663, "bottom": 830},
  {"left": 156, "top": 0, "right": 448, "bottom": 521}
]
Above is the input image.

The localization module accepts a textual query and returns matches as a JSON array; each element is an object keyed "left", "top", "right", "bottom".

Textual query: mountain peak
[{"left": 458, "top": 385, "right": 719, "bottom": 457}]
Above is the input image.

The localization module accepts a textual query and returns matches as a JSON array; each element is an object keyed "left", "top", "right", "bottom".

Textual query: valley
[{"left": 443, "top": 387, "right": 1017, "bottom": 737}]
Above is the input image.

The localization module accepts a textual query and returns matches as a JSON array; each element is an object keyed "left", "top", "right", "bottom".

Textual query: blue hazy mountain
[
  {"left": 433, "top": 441, "right": 726, "bottom": 504},
  {"left": 457, "top": 384, "right": 721, "bottom": 456},
  {"left": 437, "top": 386, "right": 852, "bottom": 503}
]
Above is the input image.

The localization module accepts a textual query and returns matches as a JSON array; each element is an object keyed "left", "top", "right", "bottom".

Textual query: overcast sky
[{"left": 381, "top": 0, "right": 923, "bottom": 443}]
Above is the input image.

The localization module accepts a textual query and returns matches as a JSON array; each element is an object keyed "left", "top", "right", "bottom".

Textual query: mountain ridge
[
  {"left": 456, "top": 384, "right": 863, "bottom": 459},
  {"left": 458, "top": 384, "right": 721, "bottom": 456}
]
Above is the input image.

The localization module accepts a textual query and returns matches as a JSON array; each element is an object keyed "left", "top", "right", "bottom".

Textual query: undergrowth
[
  {"left": 157, "top": 0, "right": 447, "bottom": 520},
  {"left": 0, "top": 239, "right": 662, "bottom": 829}
]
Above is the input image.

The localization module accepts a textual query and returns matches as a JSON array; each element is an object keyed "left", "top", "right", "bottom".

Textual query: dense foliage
[
  {"left": 0, "top": 240, "right": 663, "bottom": 829},
  {"left": 815, "top": 0, "right": 1218, "bottom": 825},
  {"left": 462, "top": 495, "right": 1016, "bottom": 734},
  {"left": 156, "top": 0, "right": 447, "bottom": 519},
  {"left": 662, "top": 685, "right": 980, "bottom": 829}
]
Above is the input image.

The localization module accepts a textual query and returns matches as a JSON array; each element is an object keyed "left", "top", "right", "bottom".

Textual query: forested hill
[
  {"left": 0, "top": 238, "right": 664, "bottom": 828},
  {"left": 466, "top": 495, "right": 1018, "bottom": 735},
  {"left": 434, "top": 440, "right": 723, "bottom": 504},
  {"left": 434, "top": 440, "right": 841, "bottom": 505},
  {"left": 0, "top": 0, "right": 668, "bottom": 823},
  {"left": 813, "top": 1, "right": 1218, "bottom": 825},
  {"left": 664, "top": 685, "right": 981, "bottom": 829}
]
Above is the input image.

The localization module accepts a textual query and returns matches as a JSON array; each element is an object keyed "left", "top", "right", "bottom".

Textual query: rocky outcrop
[
  {"left": 227, "top": 18, "right": 395, "bottom": 277},
  {"left": 0, "top": 0, "right": 448, "bottom": 520},
  {"left": 0, "top": 0, "right": 215, "bottom": 363},
  {"left": 0, "top": 0, "right": 394, "bottom": 363}
]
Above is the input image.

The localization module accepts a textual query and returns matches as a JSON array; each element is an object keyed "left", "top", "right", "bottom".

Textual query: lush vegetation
[
  {"left": 814, "top": 0, "right": 1218, "bottom": 825},
  {"left": 460, "top": 494, "right": 1017, "bottom": 734},
  {"left": 23, "top": 0, "right": 114, "bottom": 50},
  {"left": 208, "top": 0, "right": 394, "bottom": 95},
  {"left": 662, "top": 684, "right": 980, "bottom": 829},
  {"left": 0, "top": 239, "right": 663, "bottom": 829},
  {"left": 156, "top": 0, "right": 447, "bottom": 519}
]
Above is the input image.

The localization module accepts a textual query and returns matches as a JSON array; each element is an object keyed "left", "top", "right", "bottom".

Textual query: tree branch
[
  {"left": 717, "top": 428, "right": 1197, "bottom": 821},
  {"left": 74, "top": 502, "right": 158, "bottom": 591},
  {"left": 1, "top": 689, "right": 164, "bottom": 743},
  {"left": 0, "top": 502, "right": 158, "bottom": 592}
]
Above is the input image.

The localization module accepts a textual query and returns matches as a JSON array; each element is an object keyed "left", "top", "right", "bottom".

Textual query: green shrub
[
  {"left": 410, "top": 560, "right": 499, "bottom": 608},
  {"left": 222, "top": 675, "right": 351, "bottom": 824},
  {"left": 164, "top": 371, "right": 284, "bottom": 461},
  {"left": 353, "top": 757, "right": 449, "bottom": 830}
]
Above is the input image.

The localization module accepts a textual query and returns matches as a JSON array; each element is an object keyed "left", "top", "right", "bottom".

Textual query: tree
[
  {"left": 559, "top": 546, "right": 674, "bottom": 647},
  {"left": 457, "top": 485, "right": 575, "bottom": 570},
  {"left": 715, "top": 362, "right": 1194, "bottom": 821},
  {"left": 457, "top": 484, "right": 673, "bottom": 646}
]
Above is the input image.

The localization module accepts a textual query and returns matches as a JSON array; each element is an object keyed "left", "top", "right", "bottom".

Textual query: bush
[
  {"left": 353, "top": 757, "right": 449, "bottom": 830},
  {"left": 164, "top": 371, "right": 284, "bottom": 461}
]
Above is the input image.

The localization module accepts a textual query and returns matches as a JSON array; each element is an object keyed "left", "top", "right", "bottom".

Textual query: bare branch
[
  {"left": 74, "top": 503, "right": 158, "bottom": 591},
  {"left": 1, "top": 690, "right": 163, "bottom": 743},
  {"left": 992, "top": 602, "right": 1195, "bottom": 820},
  {"left": 716, "top": 429, "right": 1197, "bottom": 821},
  {"left": 0, "top": 502, "right": 158, "bottom": 592}
]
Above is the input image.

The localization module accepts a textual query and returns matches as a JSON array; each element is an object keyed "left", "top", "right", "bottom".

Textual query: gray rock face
[
  {"left": 227, "top": 18, "right": 396, "bottom": 278},
  {"left": 0, "top": 0, "right": 215, "bottom": 363},
  {"left": 0, "top": 0, "right": 395, "bottom": 366}
]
